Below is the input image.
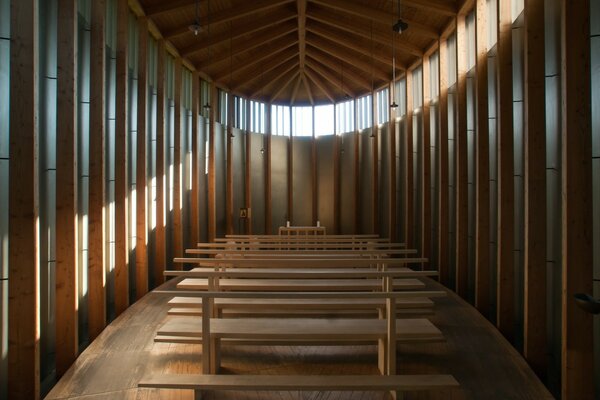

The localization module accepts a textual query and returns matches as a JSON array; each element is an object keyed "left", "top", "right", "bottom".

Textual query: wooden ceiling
[{"left": 137, "top": 0, "right": 458, "bottom": 105}]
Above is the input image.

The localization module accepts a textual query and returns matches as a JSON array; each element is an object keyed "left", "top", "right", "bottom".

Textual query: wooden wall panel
[
  {"left": 455, "top": 14, "right": 469, "bottom": 298},
  {"left": 88, "top": 0, "right": 107, "bottom": 341},
  {"left": 208, "top": 84, "right": 217, "bottom": 241},
  {"left": 8, "top": 0, "right": 40, "bottom": 398},
  {"left": 474, "top": 0, "right": 490, "bottom": 314},
  {"left": 389, "top": 82, "right": 397, "bottom": 241},
  {"left": 154, "top": 40, "right": 166, "bottom": 284},
  {"left": 172, "top": 58, "right": 183, "bottom": 261},
  {"left": 372, "top": 91, "right": 379, "bottom": 234},
  {"left": 55, "top": 0, "right": 78, "bottom": 377},
  {"left": 354, "top": 101, "right": 360, "bottom": 232},
  {"left": 496, "top": 0, "right": 515, "bottom": 340},
  {"left": 438, "top": 39, "right": 450, "bottom": 285},
  {"left": 190, "top": 72, "right": 200, "bottom": 251},
  {"left": 114, "top": 0, "right": 129, "bottom": 316},
  {"left": 226, "top": 92, "right": 234, "bottom": 234},
  {"left": 523, "top": 0, "right": 547, "bottom": 379},
  {"left": 560, "top": 0, "right": 594, "bottom": 398},
  {"left": 135, "top": 17, "right": 149, "bottom": 298},
  {"left": 245, "top": 100, "right": 252, "bottom": 233},
  {"left": 422, "top": 56, "right": 431, "bottom": 267},
  {"left": 404, "top": 71, "right": 414, "bottom": 247}
]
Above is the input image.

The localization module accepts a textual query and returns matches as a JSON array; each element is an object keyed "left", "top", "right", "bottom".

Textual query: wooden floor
[{"left": 45, "top": 279, "right": 554, "bottom": 400}]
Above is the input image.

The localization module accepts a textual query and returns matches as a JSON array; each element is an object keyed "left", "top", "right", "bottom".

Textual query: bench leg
[
  {"left": 194, "top": 389, "right": 204, "bottom": 400},
  {"left": 210, "top": 338, "right": 221, "bottom": 373}
]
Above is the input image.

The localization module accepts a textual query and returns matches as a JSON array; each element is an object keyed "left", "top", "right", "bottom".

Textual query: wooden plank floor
[{"left": 45, "top": 279, "right": 554, "bottom": 400}]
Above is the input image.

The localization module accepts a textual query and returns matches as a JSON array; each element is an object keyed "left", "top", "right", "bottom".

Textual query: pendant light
[{"left": 188, "top": 0, "right": 201, "bottom": 35}]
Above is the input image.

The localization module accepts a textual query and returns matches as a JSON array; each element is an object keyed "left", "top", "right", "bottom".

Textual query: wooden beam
[
  {"left": 172, "top": 59, "right": 184, "bottom": 264},
  {"left": 264, "top": 104, "right": 272, "bottom": 233},
  {"left": 145, "top": 0, "right": 196, "bottom": 16},
  {"left": 190, "top": 71, "right": 201, "bottom": 257},
  {"left": 402, "top": 0, "right": 457, "bottom": 16},
  {"left": 560, "top": 0, "right": 593, "bottom": 398},
  {"left": 454, "top": 14, "right": 468, "bottom": 299},
  {"left": 290, "top": 74, "right": 303, "bottom": 104},
  {"left": 154, "top": 40, "right": 167, "bottom": 285},
  {"left": 226, "top": 91, "right": 234, "bottom": 234},
  {"left": 250, "top": 59, "right": 298, "bottom": 98},
  {"left": 303, "top": 74, "right": 314, "bottom": 104},
  {"left": 421, "top": 55, "right": 431, "bottom": 270},
  {"left": 437, "top": 38, "right": 449, "bottom": 286},
  {"left": 115, "top": 0, "right": 130, "bottom": 316},
  {"left": 496, "top": 0, "right": 514, "bottom": 340},
  {"left": 8, "top": 0, "right": 40, "bottom": 398},
  {"left": 288, "top": 107, "right": 294, "bottom": 223},
  {"left": 304, "top": 66, "right": 336, "bottom": 102},
  {"left": 298, "top": 0, "right": 307, "bottom": 69},
  {"left": 55, "top": 0, "right": 78, "bottom": 378},
  {"left": 389, "top": 82, "right": 397, "bottom": 242},
  {"left": 135, "top": 16, "right": 149, "bottom": 298},
  {"left": 311, "top": 0, "right": 439, "bottom": 40},
  {"left": 372, "top": 90, "right": 378, "bottom": 234},
  {"left": 474, "top": 0, "right": 489, "bottom": 315},
  {"left": 311, "top": 116, "right": 318, "bottom": 225},
  {"left": 354, "top": 100, "right": 360, "bottom": 232},
  {"left": 271, "top": 70, "right": 301, "bottom": 102},
  {"left": 88, "top": 0, "right": 107, "bottom": 341},
  {"left": 208, "top": 83, "right": 217, "bottom": 242},
  {"left": 233, "top": 46, "right": 298, "bottom": 91},
  {"left": 163, "top": 0, "right": 295, "bottom": 39},
  {"left": 306, "top": 34, "right": 390, "bottom": 82},
  {"left": 305, "top": 51, "right": 367, "bottom": 93},
  {"left": 181, "top": 10, "right": 296, "bottom": 57},
  {"left": 404, "top": 70, "right": 414, "bottom": 249},
  {"left": 333, "top": 110, "right": 340, "bottom": 232},
  {"left": 307, "top": 8, "right": 422, "bottom": 58}
]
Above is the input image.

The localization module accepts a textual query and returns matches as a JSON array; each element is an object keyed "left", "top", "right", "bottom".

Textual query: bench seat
[
  {"left": 176, "top": 278, "right": 425, "bottom": 291},
  {"left": 138, "top": 373, "right": 459, "bottom": 392}
]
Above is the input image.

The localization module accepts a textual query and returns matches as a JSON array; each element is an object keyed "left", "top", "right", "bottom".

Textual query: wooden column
[
  {"left": 88, "top": 0, "right": 107, "bottom": 341},
  {"left": 8, "top": 0, "right": 40, "bottom": 397},
  {"left": 226, "top": 92, "right": 234, "bottom": 234},
  {"left": 114, "top": 0, "right": 129, "bottom": 316},
  {"left": 372, "top": 90, "right": 379, "bottom": 234},
  {"left": 264, "top": 103, "right": 272, "bottom": 233},
  {"left": 245, "top": 100, "right": 252, "bottom": 234},
  {"left": 190, "top": 72, "right": 200, "bottom": 250},
  {"left": 523, "top": 0, "right": 547, "bottom": 379},
  {"left": 496, "top": 0, "right": 515, "bottom": 340},
  {"left": 333, "top": 106, "right": 341, "bottom": 234},
  {"left": 438, "top": 39, "right": 450, "bottom": 285},
  {"left": 422, "top": 56, "right": 431, "bottom": 268},
  {"left": 154, "top": 40, "right": 166, "bottom": 284},
  {"left": 353, "top": 100, "right": 360, "bottom": 233},
  {"left": 55, "top": 0, "right": 78, "bottom": 377},
  {"left": 207, "top": 83, "right": 217, "bottom": 241},
  {"left": 560, "top": 0, "right": 593, "bottom": 398},
  {"left": 475, "top": 0, "right": 490, "bottom": 314},
  {"left": 455, "top": 14, "right": 469, "bottom": 298},
  {"left": 389, "top": 82, "right": 397, "bottom": 242},
  {"left": 287, "top": 108, "right": 293, "bottom": 224},
  {"left": 404, "top": 71, "right": 414, "bottom": 248},
  {"left": 172, "top": 59, "right": 183, "bottom": 261},
  {"left": 311, "top": 109, "right": 318, "bottom": 226},
  {"left": 135, "top": 17, "right": 149, "bottom": 298}
]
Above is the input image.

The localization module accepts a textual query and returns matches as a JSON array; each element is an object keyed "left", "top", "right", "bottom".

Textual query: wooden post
[
  {"left": 172, "top": 58, "right": 183, "bottom": 262},
  {"left": 523, "top": 0, "right": 547, "bottom": 379},
  {"left": 264, "top": 103, "right": 272, "bottom": 233},
  {"left": 475, "top": 0, "right": 490, "bottom": 314},
  {"left": 389, "top": 83, "right": 397, "bottom": 242},
  {"left": 135, "top": 16, "right": 149, "bottom": 298},
  {"left": 333, "top": 106, "right": 341, "bottom": 234},
  {"left": 496, "top": 0, "right": 515, "bottom": 340},
  {"left": 404, "top": 71, "right": 414, "bottom": 248},
  {"left": 438, "top": 39, "right": 449, "bottom": 285},
  {"left": 287, "top": 107, "right": 293, "bottom": 224},
  {"left": 114, "top": 0, "right": 129, "bottom": 315},
  {"left": 88, "top": 0, "right": 107, "bottom": 341},
  {"left": 154, "top": 40, "right": 166, "bottom": 284},
  {"left": 560, "top": 0, "right": 593, "bottom": 398},
  {"left": 245, "top": 100, "right": 252, "bottom": 234},
  {"left": 8, "top": 0, "right": 40, "bottom": 397},
  {"left": 207, "top": 83, "right": 217, "bottom": 241},
  {"left": 422, "top": 56, "right": 431, "bottom": 269},
  {"left": 353, "top": 100, "right": 360, "bottom": 233},
  {"left": 311, "top": 108, "right": 318, "bottom": 226},
  {"left": 454, "top": 14, "right": 469, "bottom": 298},
  {"left": 226, "top": 92, "right": 234, "bottom": 234},
  {"left": 56, "top": 0, "right": 78, "bottom": 376},
  {"left": 190, "top": 71, "right": 200, "bottom": 254},
  {"left": 372, "top": 90, "right": 379, "bottom": 235}
]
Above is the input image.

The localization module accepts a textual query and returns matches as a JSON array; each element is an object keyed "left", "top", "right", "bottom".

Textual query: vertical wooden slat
[
  {"left": 135, "top": 16, "right": 149, "bottom": 299},
  {"left": 264, "top": 103, "right": 272, "bottom": 233},
  {"left": 386, "top": 81, "right": 398, "bottom": 242},
  {"left": 8, "top": 0, "right": 40, "bottom": 397},
  {"left": 333, "top": 109, "right": 341, "bottom": 234},
  {"left": 475, "top": 0, "right": 490, "bottom": 314},
  {"left": 438, "top": 39, "right": 449, "bottom": 285},
  {"left": 88, "top": 0, "right": 107, "bottom": 341},
  {"left": 207, "top": 83, "right": 217, "bottom": 241},
  {"left": 404, "top": 71, "right": 414, "bottom": 248},
  {"left": 190, "top": 72, "right": 200, "bottom": 251},
  {"left": 154, "top": 40, "right": 166, "bottom": 284},
  {"left": 523, "top": 0, "right": 547, "bottom": 379},
  {"left": 496, "top": 0, "right": 515, "bottom": 340},
  {"left": 455, "top": 14, "right": 469, "bottom": 298},
  {"left": 55, "top": 0, "right": 78, "bottom": 376},
  {"left": 245, "top": 100, "right": 252, "bottom": 234},
  {"left": 114, "top": 0, "right": 129, "bottom": 316},
  {"left": 560, "top": 0, "right": 593, "bottom": 398},
  {"left": 353, "top": 100, "right": 360, "bottom": 233},
  {"left": 287, "top": 108, "right": 293, "bottom": 224},
  {"left": 372, "top": 91, "right": 379, "bottom": 235},
  {"left": 172, "top": 58, "right": 183, "bottom": 261},
  {"left": 422, "top": 56, "right": 431, "bottom": 268},
  {"left": 226, "top": 93, "right": 234, "bottom": 234},
  {"left": 311, "top": 109, "right": 318, "bottom": 226}
]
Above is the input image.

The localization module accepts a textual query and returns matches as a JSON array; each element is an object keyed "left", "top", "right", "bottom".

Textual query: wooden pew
[{"left": 174, "top": 257, "right": 428, "bottom": 268}]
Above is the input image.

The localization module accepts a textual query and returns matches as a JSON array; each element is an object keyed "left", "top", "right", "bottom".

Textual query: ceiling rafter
[
  {"left": 145, "top": 0, "right": 199, "bottom": 17},
  {"left": 181, "top": 9, "right": 297, "bottom": 57},
  {"left": 304, "top": 56, "right": 358, "bottom": 98},
  {"left": 270, "top": 69, "right": 301, "bottom": 102},
  {"left": 302, "top": 73, "right": 315, "bottom": 104},
  {"left": 290, "top": 74, "right": 303, "bottom": 104},
  {"left": 307, "top": 8, "right": 422, "bottom": 58},
  {"left": 310, "top": 0, "right": 439, "bottom": 40},
  {"left": 304, "top": 66, "right": 335, "bottom": 102},
  {"left": 161, "top": 0, "right": 295, "bottom": 39},
  {"left": 250, "top": 60, "right": 299, "bottom": 98},
  {"left": 233, "top": 51, "right": 298, "bottom": 90},
  {"left": 306, "top": 34, "right": 389, "bottom": 82},
  {"left": 400, "top": 0, "right": 457, "bottom": 16},
  {"left": 305, "top": 48, "right": 372, "bottom": 91},
  {"left": 297, "top": 0, "right": 307, "bottom": 70}
]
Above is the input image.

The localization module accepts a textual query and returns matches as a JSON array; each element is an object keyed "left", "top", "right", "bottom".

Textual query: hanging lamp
[{"left": 188, "top": 0, "right": 201, "bottom": 35}]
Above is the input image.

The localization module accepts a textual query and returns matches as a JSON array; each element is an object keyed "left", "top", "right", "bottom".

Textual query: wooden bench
[
  {"left": 174, "top": 257, "right": 427, "bottom": 268},
  {"left": 186, "top": 248, "right": 418, "bottom": 256}
]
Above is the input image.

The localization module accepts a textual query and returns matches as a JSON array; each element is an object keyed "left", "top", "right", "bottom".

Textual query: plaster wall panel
[
  {"left": 292, "top": 137, "right": 313, "bottom": 226},
  {"left": 316, "top": 135, "right": 334, "bottom": 230},
  {"left": 271, "top": 135, "right": 289, "bottom": 233}
]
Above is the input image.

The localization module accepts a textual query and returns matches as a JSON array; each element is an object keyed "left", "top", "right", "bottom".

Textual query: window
[
  {"left": 356, "top": 95, "right": 372, "bottom": 130},
  {"left": 430, "top": 51, "right": 440, "bottom": 101},
  {"left": 218, "top": 89, "right": 228, "bottom": 125},
  {"left": 271, "top": 104, "right": 290, "bottom": 136},
  {"left": 292, "top": 106, "right": 313, "bottom": 137},
  {"left": 376, "top": 88, "right": 389, "bottom": 125},
  {"left": 412, "top": 67, "right": 423, "bottom": 110},
  {"left": 335, "top": 99, "right": 354, "bottom": 134},
  {"left": 394, "top": 79, "right": 406, "bottom": 117},
  {"left": 314, "top": 105, "right": 334, "bottom": 136},
  {"left": 250, "top": 100, "right": 266, "bottom": 133},
  {"left": 233, "top": 96, "right": 247, "bottom": 130}
]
